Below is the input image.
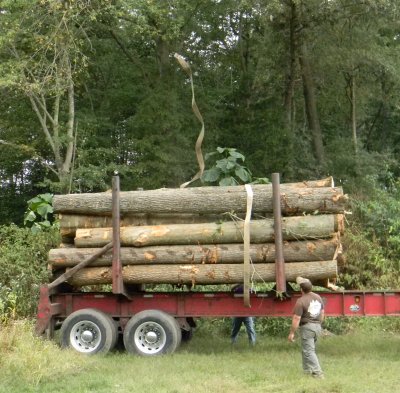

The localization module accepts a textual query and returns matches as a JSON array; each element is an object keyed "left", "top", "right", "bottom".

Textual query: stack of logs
[{"left": 48, "top": 177, "right": 347, "bottom": 288}]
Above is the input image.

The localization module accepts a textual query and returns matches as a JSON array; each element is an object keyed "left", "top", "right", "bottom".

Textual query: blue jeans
[{"left": 231, "top": 317, "right": 256, "bottom": 344}]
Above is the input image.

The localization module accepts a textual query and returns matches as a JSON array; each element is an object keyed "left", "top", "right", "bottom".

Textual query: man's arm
[
  {"left": 320, "top": 309, "right": 325, "bottom": 323},
  {"left": 288, "top": 314, "right": 301, "bottom": 342}
]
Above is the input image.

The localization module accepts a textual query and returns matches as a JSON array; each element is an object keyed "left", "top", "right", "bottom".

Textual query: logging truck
[{"left": 35, "top": 174, "right": 400, "bottom": 356}]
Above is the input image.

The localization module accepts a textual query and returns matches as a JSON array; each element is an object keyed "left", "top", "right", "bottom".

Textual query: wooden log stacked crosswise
[{"left": 48, "top": 177, "right": 347, "bottom": 288}]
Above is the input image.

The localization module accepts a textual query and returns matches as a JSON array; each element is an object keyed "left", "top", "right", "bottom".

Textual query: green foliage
[
  {"left": 0, "top": 320, "right": 94, "bottom": 390},
  {"left": 339, "top": 229, "right": 394, "bottom": 289},
  {"left": 0, "top": 289, "right": 17, "bottom": 324},
  {"left": 256, "top": 317, "right": 292, "bottom": 337},
  {"left": 202, "top": 147, "right": 269, "bottom": 186},
  {"left": 195, "top": 314, "right": 400, "bottom": 341},
  {"left": 323, "top": 316, "right": 400, "bottom": 336},
  {"left": 0, "top": 225, "right": 59, "bottom": 320},
  {"left": 24, "top": 193, "right": 57, "bottom": 233},
  {"left": 352, "top": 179, "right": 400, "bottom": 257},
  {"left": 338, "top": 176, "right": 400, "bottom": 289}
]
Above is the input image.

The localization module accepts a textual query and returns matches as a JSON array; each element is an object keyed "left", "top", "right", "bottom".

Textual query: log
[
  {"left": 49, "top": 237, "right": 340, "bottom": 267},
  {"left": 57, "top": 177, "right": 333, "bottom": 221},
  {"left": 58, "top": 212, "right": 232, "bottom": 239},
  {"left": 53, "top": 185, "right": 347, "bottom": 215},
  {"left": 59, "top": 212, "right": 225, "bottom": 228},
  {"left": 67, "top": 260, "right": 338, "bottom": 286},
  {"left": 283, "top": 177, "right": 334, "bottom": 188},
  {"left": 74, "top": 214, "right": 344, "bottom": 248}
]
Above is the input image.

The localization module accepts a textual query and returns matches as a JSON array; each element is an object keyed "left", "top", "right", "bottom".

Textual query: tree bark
[
  {"left": 49, "top": 236, "right": 340, "bottom": 267},
  {"left": 284, "top": 0, "right": 297, "bottom": 132},
  {"left": 350, "top": 73, "right": 358, "bottom": 154},
  {"left": 59, "top": 213, "right": 226, "bottom": 238},
  {"left": 74, "top": 214, "right": 344, "bottom": 248},
  {"left": 53, "top": 184, "right": 346, "bottom": 215},
  {"left": 298, "top": 42, "right": 325, "bottom": 165},
  {"left": 67, "top": 260, "right": 337, "bottom": 287}
]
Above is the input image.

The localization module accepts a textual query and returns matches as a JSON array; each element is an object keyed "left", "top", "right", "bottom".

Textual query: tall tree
[{"left": 0, "top": 1, "right": 106, "bottom": 192}]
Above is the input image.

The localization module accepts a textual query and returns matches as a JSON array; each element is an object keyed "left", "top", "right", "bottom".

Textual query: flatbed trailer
[
  {"left": 35, "top": 285, "right": 400, "bottom": 356},
  {"left": 37, "top": 289, "right": 400, "bottom": 320},
  {"left": 35, "top": 175, "right": 400, "bottom": 355}
]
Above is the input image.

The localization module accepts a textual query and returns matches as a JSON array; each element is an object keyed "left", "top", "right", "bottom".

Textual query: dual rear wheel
[
  {"left": 123, "top": 310, "right": 182, "bottom": 356},
  {"left": 60, "top": 309, "right": 183, "bottom": 356}
]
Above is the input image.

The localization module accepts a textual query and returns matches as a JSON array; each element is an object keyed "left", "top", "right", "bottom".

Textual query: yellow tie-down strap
[{"left": 175, "top": 53, "right": 205, "bottom": 189}]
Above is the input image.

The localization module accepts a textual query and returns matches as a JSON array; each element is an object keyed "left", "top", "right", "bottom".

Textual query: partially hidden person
[{"left": 231, "top": 284, "right": 256, "bottom": 346}]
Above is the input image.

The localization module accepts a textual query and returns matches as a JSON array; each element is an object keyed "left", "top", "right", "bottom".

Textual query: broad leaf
[
  {"left": 219, "top": 176, "right": 237, "bottom": 186},
  {"left": 39, "top": 220, "right": 51, "bottom": 228},
  {"left": 235, "top": 167, "right": 251, "bottom": 182},
  {"left": 202, "top": 167, "right": 221, "bottom": 182},
  {"left": 217, "top": 147, "right": 228, "bottom": 154},
  {"left": 37, "top": 204, "right": 53, "bottom": 218},
  {"left": 216, "top": 159, "right": 236, "bottom": 172},
  {"left": 229, "top": 151, "right": 245, "bottom": 161},
  {"left": 39, "top": 193, "right": 53, "bottom": 203},
  {"left": 24, "top": 211, "right": 36, "bottom": 223}
]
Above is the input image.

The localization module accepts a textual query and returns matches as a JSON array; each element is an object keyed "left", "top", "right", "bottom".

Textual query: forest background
[{"left": 1, "top": 0, "right": 400, "bottom": 320}]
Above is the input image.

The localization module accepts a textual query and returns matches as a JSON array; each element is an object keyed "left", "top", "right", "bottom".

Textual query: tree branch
[
  {"left": 109, "top": 29, "right": 151, "bottom": 86},
  {"left": 63, "top": 60, "right": 75, "bottom": 174},
  {"left": 0, "top": 139, "right": 59, "bottom": 176},
  {"left": 28, "top": 95, "right": 57, "bottom": 155}
]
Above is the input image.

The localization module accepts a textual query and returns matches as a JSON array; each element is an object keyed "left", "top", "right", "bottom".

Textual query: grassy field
[{"left": 0, "top": 320, "right": 399, "bottom": 393}]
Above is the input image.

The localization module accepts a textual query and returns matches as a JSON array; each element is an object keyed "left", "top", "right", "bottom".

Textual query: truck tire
[
  {"left": 181, "top": 327, "right": 193, "bottom": 342},
  {"left": 173, "top": 317, "right": 183, "bottom": 347},
  {"left": 123, "top": 310, "right": 182, "bottom": 356},
  {"left": 60, "top": 309, "right": 118, "bottom": 355}
]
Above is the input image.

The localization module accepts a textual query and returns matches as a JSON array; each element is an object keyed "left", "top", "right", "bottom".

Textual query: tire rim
[
  {"left": 134, "top": 321, "right": 166, "bottom": 354},
  {"left": 69, "top": 320, "right": 102, "bottom": 353}
]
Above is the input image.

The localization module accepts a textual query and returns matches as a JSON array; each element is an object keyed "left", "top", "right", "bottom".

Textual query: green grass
[{"left": 0, "top": 320, "right": 399, "bottom": 393}]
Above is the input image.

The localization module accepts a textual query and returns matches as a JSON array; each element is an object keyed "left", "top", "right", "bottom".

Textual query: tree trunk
[
  {"left": 53, "top": 184, "right": 346, "bottom": 216},
  {"left": 74, "top": 214, "right": 344, "bottom": 248},
  {"left": 26, "top": 48, "right": 76, "bottom": 193},
  {"left": 67, "top": 260, "right": 337, "bottom": 287},
  {"left": 350, "top": 73, "right": 358, "bottom": 154},
  {"left": 284, "top": 0, "right": 297, "bottom": 132},
  {"left": 59, "top": 212, "right": 226, "bottom": 238},
  {"left": 49, "top": 236, "right": 340, "bottom": 267},
  {"left": 298, "top": 42, "right": 325, "bottom": 165}
]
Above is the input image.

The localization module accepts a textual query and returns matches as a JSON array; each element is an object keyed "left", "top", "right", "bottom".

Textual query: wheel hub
[
  {"left": 145, "top": 330, "right": 158, "bottom": 344},
  {"left": 81, "top": 330, "right": 95, "bottom": 343}
]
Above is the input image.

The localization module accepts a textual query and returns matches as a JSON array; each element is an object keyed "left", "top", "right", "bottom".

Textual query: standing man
[
  {"left": 231, "top": 284, "right": 256, "bottom": 345},
  {"left": 288, "top": 277, "right": 325, "bottom": 378}
]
